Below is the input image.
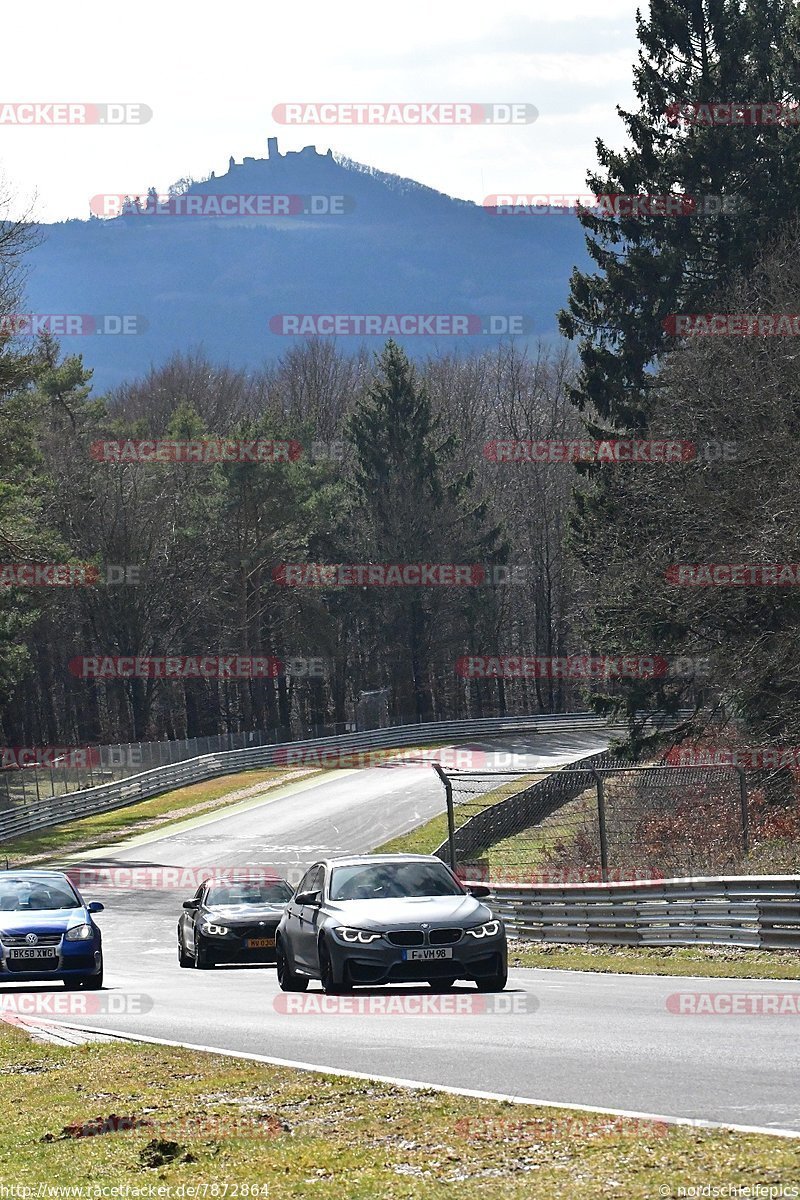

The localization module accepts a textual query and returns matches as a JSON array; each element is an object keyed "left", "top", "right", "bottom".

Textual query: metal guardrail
[
  {"left": 482, "top": 875, "right": 800, "bottom": 949},
  {"left": 0, "top": 711, "right": 627, "bottom": 844}
]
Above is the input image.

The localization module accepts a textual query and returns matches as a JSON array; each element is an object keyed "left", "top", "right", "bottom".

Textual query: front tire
[
  {"left": 178, "top": 934, "right": 192, "bottom": 968},
  {"left": 319, "top": 939, "right": 350, "bottom": 994},
  {"left": 81, "top": 965, "right": 104, "bottom": 990},
  {"left": 476, "top": 968, "right": 507, "bottom": 993},
  {"left": 194, "top": 936, "right": 215, "bottom": 970},
  {"left": 276, "top": 939, "right": 308, "bottom": 992},
  {"left": 63, "top": 965, "right": 103, "bottom": 990}
]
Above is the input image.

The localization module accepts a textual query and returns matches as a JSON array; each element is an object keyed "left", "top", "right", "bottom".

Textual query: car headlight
[
  {"left": 466, "top": 920, "right": 501, "bottom": 939},
  {"left": 335, "top": 927, "right": 382, "bottom": 944},
  {"left": 201, "top": 923, "right": 229, "bottom": 937},
  {"left": 65, "top": 923, "right": 94, "bottom": 941}
]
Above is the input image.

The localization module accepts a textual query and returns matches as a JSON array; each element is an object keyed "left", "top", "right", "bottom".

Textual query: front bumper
[
  {"left": 201, "top": 926, "right": 279, "bottom": 961},
  {"left": 0, "top": 939, "right": 102, "bottom": 982},
  {"left": 327, "top": 933, "right": 507, "bottom": 985}
]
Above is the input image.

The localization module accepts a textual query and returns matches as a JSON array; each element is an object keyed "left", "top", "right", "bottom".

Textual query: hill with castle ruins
[{"left": 24, "top": 137, "right": 590, "bottom": 390}]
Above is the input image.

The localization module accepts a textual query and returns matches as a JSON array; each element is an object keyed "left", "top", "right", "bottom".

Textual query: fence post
[
  {"left": 592, "top": 769, "right": 609, "bottom": 882},
  {"left": 432, "top": 763, "right": 457, "bottom": 871},
  {"left": 737, "top": 766, "right": 749, "bottom": 855}
]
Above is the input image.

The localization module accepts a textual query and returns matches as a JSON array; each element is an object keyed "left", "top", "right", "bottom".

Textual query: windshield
[
  {"left": 329, "top": 862, "right": 463, "bottom": 902},
  {"left": 0, "top": 878, "right": 80, "bottom": 912},
  {"left": 206, "top": 882, "right": 293, "bottom": 906}
]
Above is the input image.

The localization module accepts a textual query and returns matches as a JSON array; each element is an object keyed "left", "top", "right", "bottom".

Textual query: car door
[
  {"left": 292, "top": 864, "right": 325, "bottom": 970},
  {"left": 181, "top": 883, "right": 207, "bottom": 953},
  {"left": 282, "top": 866, "right": 315, "bottom": 968}
]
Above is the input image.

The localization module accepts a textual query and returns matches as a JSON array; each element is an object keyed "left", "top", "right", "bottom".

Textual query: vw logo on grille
[{"left": 25, "top": 933, "right": 38, "bottom": 945}]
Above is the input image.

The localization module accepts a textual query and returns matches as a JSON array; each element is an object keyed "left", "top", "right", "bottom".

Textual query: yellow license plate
[{"left": 245, "top": 937, "right": 275, "bottom": 949}]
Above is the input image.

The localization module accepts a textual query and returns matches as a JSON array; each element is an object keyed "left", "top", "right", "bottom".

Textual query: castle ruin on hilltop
[{"left": 225, "top": 137, "right": 332, "bottom": 173}]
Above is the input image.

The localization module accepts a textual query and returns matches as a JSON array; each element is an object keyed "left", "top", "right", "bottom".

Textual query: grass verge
[
  {"left": 509, "top": 939, "right": 800, "bottom": 979},
  {"left": 0, "top": 1022, "right": 797, "bottom": 1197},
  {"left": 2, "top": 767, "right": 321, "bottom": 866}
]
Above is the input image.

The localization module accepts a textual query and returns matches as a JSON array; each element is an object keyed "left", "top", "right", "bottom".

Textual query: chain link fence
[{"left": 434, "top": 754, "right": 751, "bottom": 883}]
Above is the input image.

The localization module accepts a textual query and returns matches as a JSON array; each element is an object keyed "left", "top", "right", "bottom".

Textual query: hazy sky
[{"left": 2, "top": 0, "right": 640, "bottom": 223}]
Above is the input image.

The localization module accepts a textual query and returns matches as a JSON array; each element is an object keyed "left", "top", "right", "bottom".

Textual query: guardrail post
[
  {"left": 592, "top": 769, "right": 609, "bottom": 882},
  {"left": 432, "top": 763, "right": 457, "bottom": 871},
  {"left": 737, "top": 766, "right": 749, "bottom": 855}
]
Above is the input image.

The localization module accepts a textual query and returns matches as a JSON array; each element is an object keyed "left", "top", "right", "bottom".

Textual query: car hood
[
  {"left": 204, "top": 904, "right": 285, "bottom": 922},
  {"left": 323, "top": 895, "right": 492, "bottom": 928},
  {"left": 0, "top": 907, "right": 86, "bottom": 934}
]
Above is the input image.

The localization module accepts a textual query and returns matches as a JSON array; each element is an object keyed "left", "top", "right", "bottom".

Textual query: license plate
[
  {"left": 245, "top": 937, "right": 275, "bottom": 949},
  {"left": 8, "top": 947, "right": 58, "bottom": 960},
  {"left": 403, "top": 948, "right": 453, "bottom": 961}
]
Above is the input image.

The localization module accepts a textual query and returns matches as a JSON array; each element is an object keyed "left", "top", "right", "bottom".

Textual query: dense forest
[{"left": 5, "top": 0, "right": 800, "bottom": 760}]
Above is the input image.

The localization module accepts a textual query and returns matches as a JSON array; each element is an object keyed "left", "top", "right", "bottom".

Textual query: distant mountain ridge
[{"left": 24, "top": 137, "right": 591, "bottom": 391}]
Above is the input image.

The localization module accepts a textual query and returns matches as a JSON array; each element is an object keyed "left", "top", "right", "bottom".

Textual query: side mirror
[
  {"left": 182, "top": 899, "right": 200, "bottom": 910},
  {"left": 467, "top": 884, "right": 491, "bottom": 898},
  {"left": 295, "top": 890, "right": 322, "bottom": 906},
  {"left": 87, "top": 901, "right": 104, "bottom": 914}
]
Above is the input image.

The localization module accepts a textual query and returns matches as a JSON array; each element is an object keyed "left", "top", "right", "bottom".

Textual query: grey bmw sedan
[{"left": 275, "top": 854, "right": 507, "bottom": 994}]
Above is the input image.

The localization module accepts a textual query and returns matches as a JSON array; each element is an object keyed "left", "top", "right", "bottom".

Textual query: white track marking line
[{"left": 18, "top": 1018, "right": 800, "bottom": 1140}]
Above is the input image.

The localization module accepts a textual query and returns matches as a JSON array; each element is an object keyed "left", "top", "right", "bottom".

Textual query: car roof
[
  {"left": 319, "top": 854, "right": 445, "bottom": 868},
  {"left": 0, "top": 869, "right": 75, "bottom": 882},
  {"left": 205, "top": 876, "right": 291, "bottom": 886}
]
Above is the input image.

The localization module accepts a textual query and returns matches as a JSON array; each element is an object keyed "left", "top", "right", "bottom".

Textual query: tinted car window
[
  {"left": 303, "top": 866, "right": 324, "bottom": 896},
  {"left": 0, "top": 878, "right": 80, "bottom": 911},
  {"left": 206, "top": 882, "right": 293, "bottom": 906},
  {"left": 294, "top": 867, "right": 317, "bottom": 897},
  {"left": 329, "top": 862, "right": 463, "bottom": 901}
]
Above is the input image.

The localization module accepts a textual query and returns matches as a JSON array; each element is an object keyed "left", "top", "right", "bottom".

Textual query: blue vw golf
[{"left": 0, "top": 870, "right": 104, "bottom": 989}]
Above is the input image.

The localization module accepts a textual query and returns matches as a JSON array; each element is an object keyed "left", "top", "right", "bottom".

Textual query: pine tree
[
  {"left": 559, "top": 0, "right": 800, "bottom": 432},
  {"left": 348, "top": 341, "right": 506, "bottom": 722}
]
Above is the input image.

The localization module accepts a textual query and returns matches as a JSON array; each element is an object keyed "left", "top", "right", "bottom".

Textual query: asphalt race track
[{"left": 4, "top": 732, "right": 800, "bottom": 1135}]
